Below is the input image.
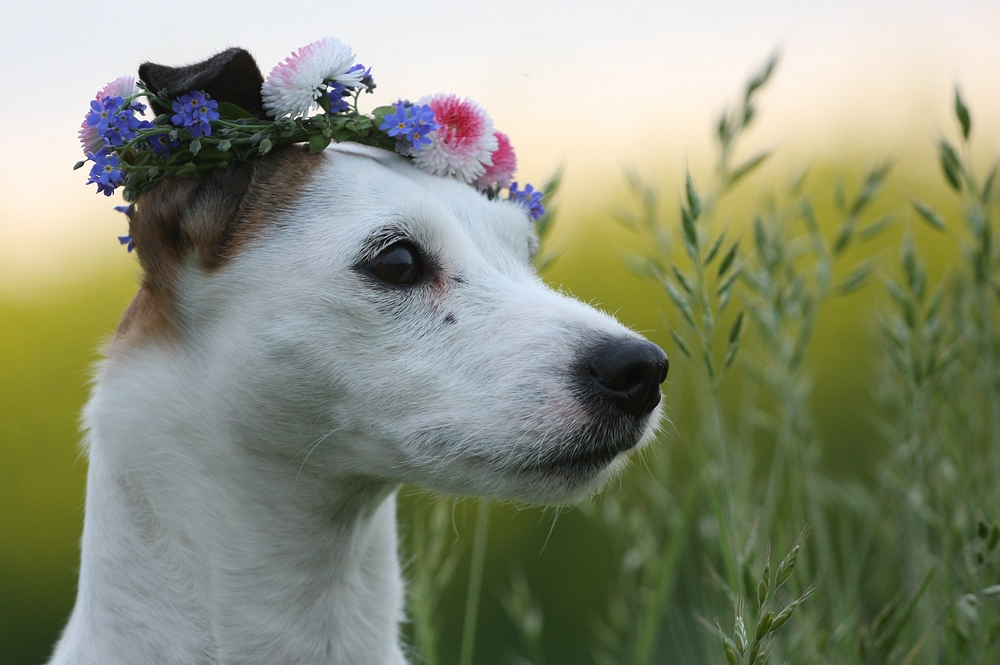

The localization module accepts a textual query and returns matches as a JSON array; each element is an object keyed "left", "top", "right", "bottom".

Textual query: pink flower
[
  {"left": 78, "top": 117, "right": 103, "bottom": 155},
  {"left": 97, "top": 76, "right": 138, "bottom": 101},
  {"left": 474, "top": 131, "right": 517, "bottom": 190},
  {"left": 261, "top": 37, "right": 362, "bottom": 119},
  {"left": 412, "top": 93, "right": 499, "bottom": 184}
]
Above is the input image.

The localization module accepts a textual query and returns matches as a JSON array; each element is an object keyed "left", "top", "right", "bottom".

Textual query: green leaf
[
  {"left": 671, "top": 263, "right": 695, "bottom": 295},
  {"left": 176, "top": 162, "right": 197, "bottom": 177},
  {"left": 858, "top": 214, "right": 894, "bottom": 241},
  {"left": 745, "top": 53, "right": 778, "bottom": 103},
  {"left": 724, "top": 311, "right": 744, "bottom": 369},
  {"left": 623, "top": 254, "right": 655, "bottom": 279},
  {"left": 663, "top": 280, "right": 696, "bottom": 329},
  {"left": 371, "top": 105, "right": 397, "bottom": 127},
  {"left": 685, "top": 172, "right": 701, "bottom": 220},
  {"left": 717, "top": 112, "right": 731, "bottom": 145},
  {"left": 718, "top": 240, "right": 740, "bottom": 277},
  {"left": 332, "top": 127, "right": 355, "bottom": 142},
  {"left": 188, "top": 138, "right": 201, "bottom": 155},
  {"left": 308, "top": 133, "right": 332, "bottom": 154},
  {"left": 955, "top": 87, "right": 972, "bottom": 140},
  {"left": 681, "top": 207, "right": 699, "bottom": 260},
  {"left": 981, "top": 161, "right": 998, "bottom": 205},
  {"left": 717, "top": 265, "right": 741, "bottom": 311},
  {"left": 258, "top": 138, "right": 273, "bottom": 155},
  {"left": 900, "top": 235, "right": 926, "bottom": 302},
  {"left": 938, "top": 139, "right": 963, "bottom": 191},
  {"left": 724, "top": 152, "right": 770, "bottom": 190},
  {"left": 669, "top": 328, "right": 693, "bottom": 360},
  {"left": 836, "top": 260, "right": 877, "bottom": 295},
  {"left": 217, "top": 139, "right": 232, "bottom": 152},
  {"left": 727, "top": 310, "right": 744, "bottom": 346},
  {"left": 217, "top": 102, "right": 255, "bottom": 120},
  {"left": 910, "top": 198, "right": 947, "bottom": 232},
  {"left": 705, "top": 230, "right": 727, "bottom": 266},
  {"left": 717, "top": 263, "right": 741, "bottom": 298},
  {"left": 752, "top": 215, "right": 768, "bottom": 263},
  {"left": 849, "top": 162, "right": 892, "bottom": 217},
  {"left": 832, "top": 216, "right": 857, "bottom": 255}
]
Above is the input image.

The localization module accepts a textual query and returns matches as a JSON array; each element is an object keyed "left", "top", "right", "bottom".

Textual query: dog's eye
[{"left": 367, "top": 241, "right": 423, "bottom": 286}]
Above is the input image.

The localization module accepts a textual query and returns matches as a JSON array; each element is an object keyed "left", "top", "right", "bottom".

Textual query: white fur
[{"left": 49, "top": 144, "right": 662, "bottom": 664}]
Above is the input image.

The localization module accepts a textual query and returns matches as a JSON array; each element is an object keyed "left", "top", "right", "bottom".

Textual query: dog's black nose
[{"left": 586, "top": 338, "right": 668, "bottom": 417}]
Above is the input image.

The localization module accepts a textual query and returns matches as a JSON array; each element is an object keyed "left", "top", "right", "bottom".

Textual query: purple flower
[
  {"left": 170, "top": 90, "right": 220, "bottom": 138},
  {"left": 346, "top": 63, "right": 375, "bottom": 92},
  {"left": 148, "top": 133, "right": 180, "bottom": 158},
  {"left": 118, "top": 235, "right": 135, "bottom": 252},
  {"left": 86, "top": 151, "right": 124, "bottom": 196},
  {"left": 508, "top": 182, "right": 545, "bottom": 221},
  {"left": 326, "top": 82, "right": 351, "bottom": 113}
]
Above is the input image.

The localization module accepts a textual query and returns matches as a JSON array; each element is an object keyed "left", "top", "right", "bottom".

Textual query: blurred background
[{"left": 2, "top": 1, "right": 999, "bottom": 664}]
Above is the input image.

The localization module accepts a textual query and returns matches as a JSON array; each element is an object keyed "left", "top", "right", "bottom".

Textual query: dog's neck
[{"left": 50, "top": 352, "right": 408, "bottom": 665}]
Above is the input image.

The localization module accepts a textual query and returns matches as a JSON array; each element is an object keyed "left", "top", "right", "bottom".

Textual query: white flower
[
  {"left": 261, "top": 37, "right": 363, "bottom": 119},
  {"left": 412, "top": 94, "right": 499, "bottom": 184}
]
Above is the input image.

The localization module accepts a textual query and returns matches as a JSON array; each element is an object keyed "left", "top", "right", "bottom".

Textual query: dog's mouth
[{"left": 522, "top": 420, "right": 650, "bottom": 482}]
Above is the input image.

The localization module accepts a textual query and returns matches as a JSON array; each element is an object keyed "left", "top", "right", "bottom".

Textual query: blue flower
[
  {"left": 379, "top": 103, "right": 439, "bottom": 152},
  {"left": 408, "top": 104, "right": 438, "bottom": 150},
  {"left": 170, "top": 90, "right": 220, "bottom": 138},
  {"left": 114, "top": 205, "right": 135, "bottom": 251},
  {"left": 380, "top": 102, "right": 412, "bottom": 137},
  {"left": 86, "top": 151, "right": 124, "bottom": 196},
  {"left": 508, "top": 182, "right": 545, "bottom": 221},
  {"left": 87, "top": 96, "right": 147, "bottom": 147},
  {"left": 148, "top": 133, "right": 180, "bottom": 158}
]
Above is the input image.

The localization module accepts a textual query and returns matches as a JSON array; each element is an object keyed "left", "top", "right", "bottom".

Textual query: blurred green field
[{"left": 1, "top": 101, "right": 996, "bottom": 663}]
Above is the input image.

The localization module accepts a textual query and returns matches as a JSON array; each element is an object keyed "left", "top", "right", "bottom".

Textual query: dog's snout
[{"left": 586, "top": 338, "right": 668, "bottom": 417}]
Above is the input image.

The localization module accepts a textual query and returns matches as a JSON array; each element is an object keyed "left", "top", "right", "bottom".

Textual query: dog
[{"left": 49, "top": 49, "right": 668, "bottom": 665}]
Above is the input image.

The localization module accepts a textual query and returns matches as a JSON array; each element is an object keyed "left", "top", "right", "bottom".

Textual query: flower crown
[{"left": 76, "top": 38, "right": 545, "bottom": 251}]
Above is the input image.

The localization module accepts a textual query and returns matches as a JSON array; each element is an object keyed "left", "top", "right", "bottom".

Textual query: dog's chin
[{"left": 500, "top": 412, "right": 661, "bottom": 504}]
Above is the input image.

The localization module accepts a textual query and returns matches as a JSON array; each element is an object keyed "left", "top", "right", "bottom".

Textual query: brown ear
[
  {"left": 139, "top": 47, "right": 266, "bottom": 118},
  {"left": 119, "top": 147, "right": 323, "bottom": 344}
]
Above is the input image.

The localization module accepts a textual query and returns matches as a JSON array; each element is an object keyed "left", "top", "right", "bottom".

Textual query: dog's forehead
[{"left": 299, "top": 145, "right": 534, "bottom": 262}]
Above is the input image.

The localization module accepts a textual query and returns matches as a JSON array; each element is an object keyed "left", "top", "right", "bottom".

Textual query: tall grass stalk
[
  {"left": 459, "top": 500, "right": 491, "bottom": 665},
  {"left": 400, "top": 62, "right": 1000, "bottom": 665}
]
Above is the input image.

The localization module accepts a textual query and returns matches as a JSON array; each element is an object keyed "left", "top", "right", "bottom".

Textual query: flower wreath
[{"left": 76, "top": 37, "right": 545, "bottom": 251}]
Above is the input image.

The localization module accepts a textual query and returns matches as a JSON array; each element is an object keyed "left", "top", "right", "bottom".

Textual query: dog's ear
[
  {"left": 121, "top": 146, "right": 323, "bottom": 343},
  {"left": 139, "top": 48, "right": 266, "bottom": 118}
]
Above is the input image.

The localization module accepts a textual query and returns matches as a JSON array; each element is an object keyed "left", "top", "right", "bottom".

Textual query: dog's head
[{"left": 113, "top": 49, "right": 667, "bottom": 503}]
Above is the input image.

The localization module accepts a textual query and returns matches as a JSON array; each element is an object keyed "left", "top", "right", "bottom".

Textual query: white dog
[{"left": 50, "top": 50, "right": 667, "bottom": 665}]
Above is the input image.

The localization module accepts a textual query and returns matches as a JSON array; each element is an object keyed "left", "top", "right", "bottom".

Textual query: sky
[{"left": 1, "top": 0, "right": 998, "bottom": 294}]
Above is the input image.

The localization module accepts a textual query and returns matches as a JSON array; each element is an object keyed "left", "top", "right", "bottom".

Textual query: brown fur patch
[{"left": 114, "top": 146, "right": 324, "bottom": 346}]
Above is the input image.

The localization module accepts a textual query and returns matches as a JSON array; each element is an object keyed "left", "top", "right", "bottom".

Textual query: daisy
[
  {"left": 474, "top": 131, "right": 517, "bottom": 191},
  {"left": 261, "top": 37, "right": 363, "bottom": 119},
  {"left": 97, "top": 76, "right": 139, "bottom": 102},
  {"left": 412, "top": 93, "right": 498, "bottom": 184}
]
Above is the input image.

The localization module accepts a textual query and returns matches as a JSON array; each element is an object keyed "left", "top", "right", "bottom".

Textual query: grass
[{"left": 401, "top": 58, "right": 1000, "bottom": 665}]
